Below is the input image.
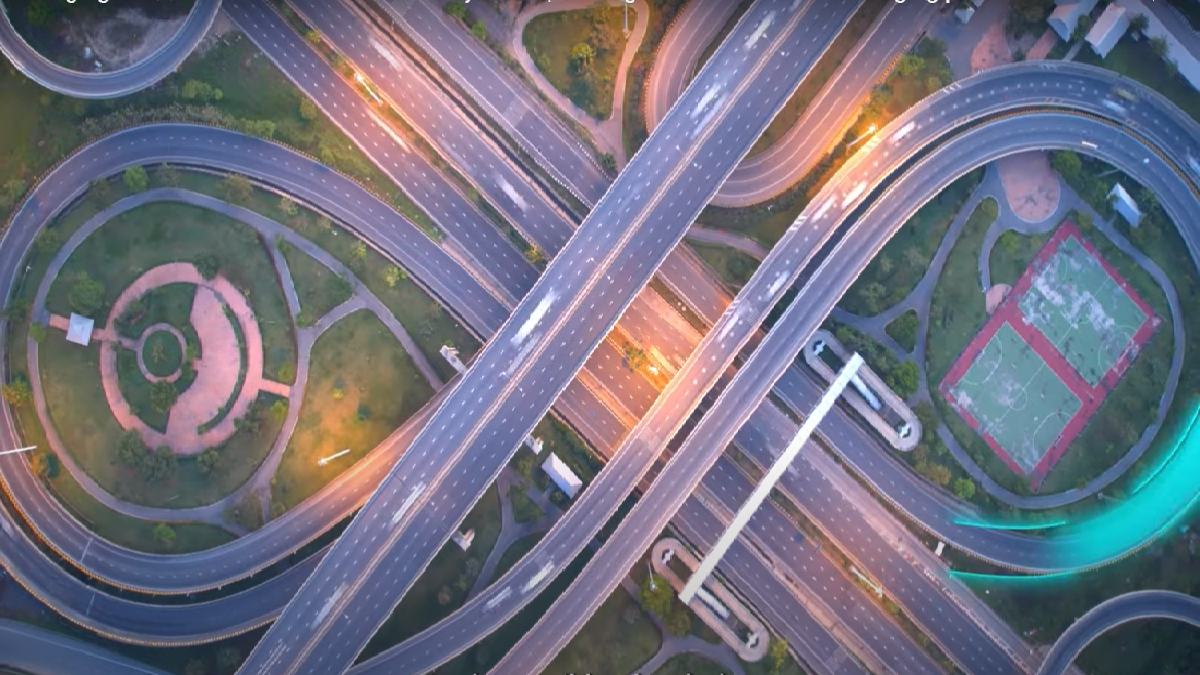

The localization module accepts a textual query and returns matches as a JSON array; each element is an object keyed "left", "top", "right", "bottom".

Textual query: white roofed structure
[
  {"left": 1110, "top": 183, "right": 1142, "bottom": 225},
  {"left": 1048, "top": 0, "right": 1100, "bottom": 41},
  {"left": 1086, "top": 3, "right": 1129, "bottom": 58},
  {"left": 541, "top": 452, "right": 583, "bottom": 499},
  {"left": 65, "top": 313, "right": 94, "bottom": 346}
]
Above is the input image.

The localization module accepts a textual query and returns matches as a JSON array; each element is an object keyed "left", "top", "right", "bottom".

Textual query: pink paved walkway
[{"left": 92, "top": 263, "right": 290, "bottom": 455}]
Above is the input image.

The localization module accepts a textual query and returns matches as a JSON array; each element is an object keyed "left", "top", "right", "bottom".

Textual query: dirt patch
[
  {"left": 62, "top": 8, "right": 186, "bottom": 71},
  {"left": 985, "top": 283, "right": 1011, "bottom": 314},
  {"left": 996, "top": 152, "right": 1061, "bottom": 223},
  {"left": 970, "top": 20, "right": 1012, "bottom": 73}
]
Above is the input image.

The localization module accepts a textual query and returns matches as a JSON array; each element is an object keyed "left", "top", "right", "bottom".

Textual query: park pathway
[
  {"left": 467, "top": 466, "right": 562, "bottom": 599},
  {"left": 24, "top": 188, "right": 447, "bottom": 531},
  {"left": 509, "top": 0, "right": 648, "bottom": 165}
]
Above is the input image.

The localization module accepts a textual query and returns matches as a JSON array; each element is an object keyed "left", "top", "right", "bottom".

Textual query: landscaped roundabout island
[{"left": 5, "top": 168, "right": 461, "bottom": 550}]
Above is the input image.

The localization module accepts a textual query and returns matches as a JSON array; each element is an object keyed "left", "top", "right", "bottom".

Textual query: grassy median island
[
  {"left": 687, "top": 242, "right": 760, "bottom": 291},
  {"left": 522, "top": 4, "right": 634, "bottom": 119},
  {"left": 270, "top": 310, "right": 435, "bottom": 513},
  {"left": 490, "top": 532, "right": 546, "bottom": 583},
  {"left": 33, "top": 199, "right": 294, "bottom": 509},
  {"left": 44, "top": 200, "right": 297, "bottom": 383},
  {"left": 545, "top": 588, "right": 663, "bottom": 675},
  {"left": 842, "top": 169, "right": 984, "bottom": 316},
  {"left": 278, "top": 240, "right": 352, "bottom": 327}
]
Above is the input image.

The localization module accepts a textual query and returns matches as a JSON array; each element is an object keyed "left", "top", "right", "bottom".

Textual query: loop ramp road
[{"left": 0, "top": 0, "right": 222, "bottom": 98}]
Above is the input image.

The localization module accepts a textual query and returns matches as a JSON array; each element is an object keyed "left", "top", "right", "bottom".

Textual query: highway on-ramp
[{"left": 0, "top": 0, "right": 223, "bottom": 98}]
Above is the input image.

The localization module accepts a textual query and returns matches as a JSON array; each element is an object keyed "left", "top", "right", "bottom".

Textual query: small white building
[
  {"left": 541, "top": 452, "right": 583, "bottom": 499},
  {"left": 955, "top": 6, "right": 976, "bottom": 24},
  {"left": 1048, "top": 0, "right": 1100, "bottom": 41},
  {"left": 1086, "top": 3, "right": 1130, "bottom": 58},
  {"left": 1110, "top": 183, "right": 1142, "bottom": 225},
  {"left": 65, "top": 313, "right": 94, "bottom": 346}
]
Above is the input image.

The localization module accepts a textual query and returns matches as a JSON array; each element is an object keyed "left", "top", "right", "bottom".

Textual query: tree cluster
[
  {"left": 910, "top": 401, "right": 977, "bottom": 501},
  {"left": 180, "top": 80, "right": 225, "bottom": 103},
  {"left": 831, "top": 324, "right": 919, "bottom": 399},
  {"left": 68, "top": 272, "right": 105, "bottom": 317},
  {"left": 117, "top": 430, "right": 177, "bottom": 482},
  {"left": 638, "top": 572, "right": 692, "bottom": 636}
]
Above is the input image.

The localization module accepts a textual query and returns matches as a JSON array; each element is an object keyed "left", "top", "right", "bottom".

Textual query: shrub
[
  {"left": 33, "top": 451, "right": 59, "bottom": 479},
  {"left": 150, "top": 380, "right": 179, "bottom": 413},
  {"left": 194, "top": 253, "right": 220, "bottom": 280},
  {"left": 4, "top": 298, "right": 28, "bottom": 322},
  {"left": 153, "top": 522, "right": 176, "bottom": 547},
  {"left": 28, "top": 322, "right": 46, "bottom": 343},
  {"left": 443, "top": 0, "right": 467, "bottom": 20},
  {"left": 34, "top": 228, "right": 61, "bottom": 256},
  {"left": 123, "top": 166, "right": 149, "bottom": 193},
  {"left": 2, "top": 377, "right": 32, "bottom": 408},
  {"left": 68, "top": 271, "right": 105, "bottom": 316}
]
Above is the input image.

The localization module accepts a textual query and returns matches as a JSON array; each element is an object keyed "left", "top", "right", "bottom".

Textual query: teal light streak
[
  {"left": 1130, "top": 402, "right": 1200, "bottom": 495},
  {"left": 952, "top": 518, "right": 1067, "bottom": 531},
  {"left": 949, "top": 569, "right": 1078, "bottom": 585},
  {"left": 952, "top": 399, "right": 1200, "bottom": 574}
]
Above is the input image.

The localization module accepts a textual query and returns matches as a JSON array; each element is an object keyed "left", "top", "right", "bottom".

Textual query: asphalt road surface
[{"left": 234, "top": 2, "right": 840, "bottom": 674}]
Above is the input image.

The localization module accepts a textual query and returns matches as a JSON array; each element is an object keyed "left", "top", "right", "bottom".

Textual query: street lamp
[
  {"left": 0, "top": 446, "right": 36, "bottom": 457},
  {"left": 848, "top": 123, "right": 878, "bottom": 148},
  {"left": 353, "top": 72, "right": 383, "bottom": 106},
  {"left": 317, "top": 448, "right": 351, "bottom": 466}
]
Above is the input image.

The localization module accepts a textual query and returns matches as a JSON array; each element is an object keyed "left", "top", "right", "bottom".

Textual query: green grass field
[
  {"left": 271, "top": 310, "right": 435, "bottom": 511},
  {"left": 45, "top": 200, "right": 297, "bottom": 384},
  {"left": 522, "top": 5, "right": 633, "bottom": 119},
  {"left": 687, "top": 242, "right": 760, "bottom": 290},
  {"left": 651, "top": 654, "right": 727, "bottom": 675},
  {"left": 543, "top": 587, "right": 662, "bottom": 675},
  {"left": 926, "top": 197, "right": 998, "bottom": 382},
  {"left": 989, "top": 229, "right": 1049, "bottom": 288},
  {"left": 843, "top": 170, "right": 984, "bottom": 315},
  {"left": 38, "top": 328, "right": 283, "bottom": 509},
  {"left": 115, "top": 282, "right": 196, "bottom": 339},
  {"left": 278, "top": 239, "right": 353, "bottom": 326},
  {"left": 508, "top": 482, "right": 545, "bottom": 524}
]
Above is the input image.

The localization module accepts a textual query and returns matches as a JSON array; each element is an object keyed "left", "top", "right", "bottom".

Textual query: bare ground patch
[
  {"left": 996, "top": 152, "right": 1060, "bottom": 223},
  {"left": 62, "top": 8, "right": 186, "bottom": 71}
]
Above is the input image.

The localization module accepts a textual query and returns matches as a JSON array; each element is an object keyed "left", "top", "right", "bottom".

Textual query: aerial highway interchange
[{"left": 0, "top": 0, "right": 1199, "bottom": 675}]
